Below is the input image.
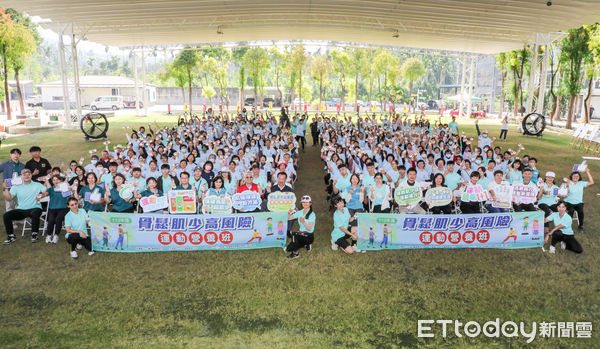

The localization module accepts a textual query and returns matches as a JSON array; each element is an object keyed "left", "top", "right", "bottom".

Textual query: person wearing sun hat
[{"left": 284, "top": 195, "right": 316, "bottom": 259}]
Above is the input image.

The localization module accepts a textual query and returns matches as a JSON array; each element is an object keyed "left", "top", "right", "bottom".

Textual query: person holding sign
[
  {"left": 487, "top": 170, "right": 510, "bottom": 213},
  {"left": 565, "top": 168, "right": 594, "bottom": 233},
  {"left": 0, "top": 148, "right": 24, "bottom": 212},
  {"left": 284, "top": 195, "right": 316, "bottom": 259},
  {"left": 106, "top": 174, "right": 135, "bottom": 213},
  {"left": 544, "top": 201, "right": 582, "bottom": 254},
  {"left": 427, "top": 174, "right": 453, "bottom": 214},
  {"left": 330, "top": 197, "right": 361, "bottom": 254},
  {"left": 537, "top": 171, "right": 559, "bottom": 233},
  {"left": 39, "top": 175, "right": 69, "bottom": 244},
  {"left": 459, "top": 171, "right": 485, "bottom": 214},
  {"left": 369, "top": 173, "right": 392, "bottom": 213},
  {"left": 2, "top": 169, "right": 46, "bottom": 244},
  {"left": 74, "top": 172, "right": 106, "bottom": 212},
  {"left": 397, "top": 168, "right": 426, "bottom": 214},
  {"left": 64, "top": 197, "right": 94, "bottom": 259},
  {"left": 512, "top": 168, "right": 537, "bottom": 212}
]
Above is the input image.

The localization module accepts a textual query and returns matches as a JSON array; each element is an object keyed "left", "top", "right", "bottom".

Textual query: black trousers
[
  {"left": 295, "top": 135, "right": 306, "bottom": 150},
  {"left": 431, "top": 204, "right": 452, "bottom": 214},
  {"left": 513, "top": 203, "right": 536, "bottom": 212},
  {"left": 538, "top": 203, "right": 557, "bottom": 227},
  {"left": 460, "top": 201, "right": 481, "bottom": 214},
  {"left": 499, "top": 129, "right": 508, "bottom": 140},
  {"left": 66, "top": 233, "right": 92, "bottom": 252},
  {"left": 3, "top": 208, "right": 42, "bottom": 236},
  {"left": 550, "top": 230, "right": 582, "bottom": 253},
  {"left": 47, "top": 208, "right": 68, "bottom": 236},
  {"left": 311, "top": 131, "right": 319, "bottom": 145},
  {"left": 372, "top": 205, "right": 391, "bottom": 213},
  {"left": 565, "top": 202, "right": 584, "bottom": 227},
  {"left": 285, "top": 232, "right": 314, "bottom": 252}
]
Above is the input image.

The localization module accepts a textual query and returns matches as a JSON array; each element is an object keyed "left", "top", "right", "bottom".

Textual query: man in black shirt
[
  {"left": 310, "top": 118, "right": 319, "bottom": 146},
  {"left": 25, "top": 146, "right": 51, "bottom": 183}
]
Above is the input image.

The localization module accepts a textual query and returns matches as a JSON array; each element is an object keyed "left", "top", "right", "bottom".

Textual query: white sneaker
[
  {"left": 45, "top": 235, "right": 52, "bottom": 243},
  {"left": 52, "top": 235, "right": 59, "bottom": 244},
  {"left": 549, "top": 246, "right": 556, "bottom": 254},
  {"left": 352, "top": 245, "right": 358, "bottom": 252},
  {"left": 541, "top": 246, "right": 546, "bottom": 252},
  {"left": 88, "top": 251, "right": 95, "bottom": 256},
  {"left": 76, "top": 244, "right": 83, "bottom": 250},
  {"left": 560, "top": 242, "right": 566, "bottom": 250},
  {"left": 331, "top": 240, "right": 338, "bottom": 251},
  {"left": 70, "top": 251, "right": 78, "bottom": 259}
]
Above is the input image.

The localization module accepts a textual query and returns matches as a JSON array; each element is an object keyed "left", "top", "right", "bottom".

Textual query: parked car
[
  {"left": 26, "top": 95, "right": 42, "bottom": 107},
  {"left": 263, "top": 97, "right": 275, "bottom": 108},
  {"left": 122, "top": 95, "right": 143, "bottom": 108},
  {"left": 91, "top": 96, "right": 124, "bottom": 110},
  {"left": 244, "top": 97, "right": 255, "bottom": 106}
]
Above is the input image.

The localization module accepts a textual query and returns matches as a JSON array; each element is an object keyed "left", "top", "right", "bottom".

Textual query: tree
[
  {"left": 372, "top": 49, "right": 400, "bottom": 108},
  {"left": 232, "top": 46, "right": 248, "bottom": 108},
  {"left": 330, "top": 49, "right": 351, "bottom": 109},
  {"left": 310, "top": 54, "right": 330, "bottom": 111},
  {"left": 350, "top": 48, "right": 367, "bottom": 109},
  {"left": 6, "top": 8, "right": 40, "bottom": 116},
  {"left": 585, "top": 24, "right": 600, "bottom": 123},
  {"left": 289, "top": 45, "right": 308, "bottom": 111},
  {"left": 401, "top": 57, "right": 426, "bottom": 110},
  {"left": 160, "top": 62, "right": 188, "bottom": 105},
  {"left": 269, "top": 47, "right": 286, "bottom": 107},
  {"left": 559, "top": 27, "right": 590, "bottom": 129},
  {"left": 173, "top": 48, "right": 200, "bottom": 113},
  {"left": 0, "top": 10, "right": 36, "bottom": 119},
  {"left": 507, "top": 48, "right": 531, "bottom": 116},
  {"left": 495, "top": 52, "right": 509, "bottom": 118},
  {"left": 202, "top": 86, "right": 216, "bottom": 106},
  {"left": 242, "top": 47, "right": 270, "bottom": 108}
]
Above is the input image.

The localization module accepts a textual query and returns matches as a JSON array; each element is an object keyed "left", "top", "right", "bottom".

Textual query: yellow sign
[
  {"left": 269, "top": 101, "right": 273, "bottom": 112},
  {"left": 184, "top": 104, "right": 188, "bottom": 113}
]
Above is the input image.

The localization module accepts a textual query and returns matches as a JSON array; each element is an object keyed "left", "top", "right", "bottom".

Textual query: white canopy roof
[{"left": 7, "top": 0, "right": 600, "bottom": 53}]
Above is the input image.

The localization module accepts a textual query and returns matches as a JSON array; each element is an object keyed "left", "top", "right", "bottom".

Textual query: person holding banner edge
[
  {"left": 284, "top": 195, "right": 316, "bottom": 259},
  {"left": 564, "top": 168, "right": 594, "bottom": 233},
  {"left": 330, "top": 197, "right": 363, "bottom": 254}
]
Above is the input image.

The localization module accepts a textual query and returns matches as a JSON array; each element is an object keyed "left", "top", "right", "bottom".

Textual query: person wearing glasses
[
  {"left": 284, "top": 195, "right": 316, "bottom": 259},
  {"left": 64, "top": 197, "right": 95, "bottom": 259}
]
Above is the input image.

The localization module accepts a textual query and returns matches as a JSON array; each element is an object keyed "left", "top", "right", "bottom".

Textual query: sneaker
[
  {"left": 88, "top": 251, "right": 95, "bottom": 256},
  {"left": 331, "top": 240, "right": 338, "bottom": 251},
  {"left": 45, "top": 235, "right": 52, "bottom": 244},
  {"left": 70, "top": 250, "right": 78, "bottom": 259},
  {"left": 31, "top": 234, "right": 39, "bottom": 243},
  {"left": 541, "top": 246, "right": 546, "bottom": 252},
  {"left": 52, "top": 235, "right": 59, "bottom": 244},
  {"left": 3, "top": 235, "right": 16, "bottom": 245},
  {"left": 549, "top": 246, "right": 556, "bottom": 254},
  {"left": 560, "top": 242, "right": 566, "bottom": 250},
  {"left": 282, "top": 245, "right": 287, "bottom": 252},
  {"left": 76, "top": 244, "right": 83, "bottom": 250},
  {"left": 286, "top": 252, "right": 299, "bottom": 259},
  {"left": 305, "top": 244, "right": 312, "bottom": 251},
  {"left": 352, "top": 245, "right": 358, "bottom": 252},
  {"left": 578, "top": 226, "right": 584, "bottom": 233}
]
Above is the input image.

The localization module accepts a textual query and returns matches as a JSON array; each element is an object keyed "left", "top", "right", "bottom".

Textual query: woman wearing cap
[
  {"left": 284, "top": 195, "right": 316, "bottom": 259},
  {"left": 537, "top": 171, "right": 559, "bottom": 233},
  {"left": 330, "top": 197, "right": 361, "bottom": 254},
  {"left": 565, "top": 167, "right": 594, "bottom": 233},
  {"left": 543, "top": 201, "right": 582, "bottom": 254}
]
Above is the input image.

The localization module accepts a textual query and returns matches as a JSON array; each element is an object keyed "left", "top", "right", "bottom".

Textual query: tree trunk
[
  {"left": 188, "top": 71, "right": 193, "bottom": 113},
  {"left": 3, "top": 46, "right": 11, "bottom": 120},
  {"left": 566, "top": 94, "right": 576, "bottom": 129},
  {"left": 354, "top": 74, "right": 359, "bottom": 110},
  {"left": 298, "top": 69, "right": 303, "bottom": 111},
  {"left": 15, "top": 69, "right": 25, "bottom": 116},
  {"left": 275, "top": 70, "right": 282, "bottom": 107},
  {"left": 0, "top": 100, "right": 4, "bottom": 113},
  {"left": 319, "top": 75, "right": 323, "bottom": 111},
  {"left": 181, "top": 86, "right": 186, "bottom": 105},
  {"left": 550, "top": 95, "right": 560, "bottom": 126},
  {"left": 584, "top": 77, "right": 593, "bottom": 124},
  {"left": 498, "top": 71, "right": 506, "bottom": 119}
]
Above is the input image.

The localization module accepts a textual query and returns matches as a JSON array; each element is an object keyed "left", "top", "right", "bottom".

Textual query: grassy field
[{"left": 0, "top": 114, "right": 598, "bottom": 348}]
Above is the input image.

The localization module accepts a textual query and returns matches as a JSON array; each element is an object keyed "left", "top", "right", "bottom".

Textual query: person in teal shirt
[
  {"left": 2, "top": 168, "right": 46, "bottom": 243},
  {"left": 448, "top": 116, "right": 459, "bottom": 135},
  {"left": 135, "top": 178, "right": 164, "bottom": 214},
  {"left": 76, "top": 172, "right": 106, "bottom": 212},
  {"left": 330, "top": 197, "right": 360, "bottom": 254},
  {"left": 283, "top": 195, "right": 316, "bottom": 258},
  {"left": 64, "top": 197, "right": 94, "bottom": 259},
  {"left": 444, "top": 161, "right": 461, "bottom": 190},
  {"left": 106, "top": 173, "right": 134, "bottom": 213},
  {"left": 544, "top": 201, "right": 582, "bottom": 254},
  {"left": 40, "top": 174, "right": 69, "bottom": 243},
  {"left": 564, "top": 168, "right": 594, "bottom": 233}
]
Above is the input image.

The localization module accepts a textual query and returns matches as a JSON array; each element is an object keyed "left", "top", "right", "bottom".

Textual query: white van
[{"left": 91, "top": 96, "right": 124, "bottom": 110}]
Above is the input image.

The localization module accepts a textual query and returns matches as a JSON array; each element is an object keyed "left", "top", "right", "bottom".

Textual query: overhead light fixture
[{"left": 217, "top": 26, "right": 223, "bottom": 35}]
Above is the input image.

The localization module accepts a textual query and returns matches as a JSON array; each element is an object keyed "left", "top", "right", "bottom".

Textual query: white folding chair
[{"left": 21, "top": 196, "right": 50, "bottom": 236}]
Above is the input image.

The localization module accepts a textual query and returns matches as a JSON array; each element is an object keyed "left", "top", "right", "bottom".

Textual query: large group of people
[
  {"left": 320, "top": 115, "right": 594, "bottom": 254},
  {"left": 0, "top": 108, "right": 317, "bottom": 259},
  {"left": 0, "top": 109, "right": 594, "bottom": 258}
]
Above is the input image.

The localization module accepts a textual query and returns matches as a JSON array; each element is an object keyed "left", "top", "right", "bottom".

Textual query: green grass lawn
[{"left": 0, "top": 114, "right": 598, "bottom": 348}]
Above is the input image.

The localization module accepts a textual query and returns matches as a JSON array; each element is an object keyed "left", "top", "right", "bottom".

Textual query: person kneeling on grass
[
  {"left": 284, "top": 195, "right": 316, "bottom": 259},
  {"left": 64, "top": 197, "right": 94, "bottom": 259},
  {"left": 543, "top": 200, "right": 582, "bottom": 254},
  {"left": 330, "top": 197, "right": 364, "bottom": 254}
]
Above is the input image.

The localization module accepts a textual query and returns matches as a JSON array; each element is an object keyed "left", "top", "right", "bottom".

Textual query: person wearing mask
[
  {"left": 499, "top": 116, "right": 509, "bottom": 140},
  {"left": 0, "top": 148, "right": 25, "bottom": 212},
  {"left": 2, "top": 169, "right": 46, "bottom": 244},
  {"left": 64, "top": 197, "right": 95, "bottom": 259},
  {"left": 284, "top": 195, "right": 316, "bottom": 259},
  {"left": 564, "top": 168, "right": 594, "bottom": 233},
  {"left": 543, "top": 201, "right": 582, "bottom": 254},
  {"left": 25, "top": 146, "right": 52, "bottom": 183},
  {"left": 474, "top": 119, "right": 492, "bottom": 150}
]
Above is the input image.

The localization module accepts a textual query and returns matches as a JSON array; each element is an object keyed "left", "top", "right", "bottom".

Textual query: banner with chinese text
[
  {"left": 356, "top": 212, "right": 544, "bottom": 250},
  {"left": 88, "top": 212, "right": 288, "bottom": 252}
]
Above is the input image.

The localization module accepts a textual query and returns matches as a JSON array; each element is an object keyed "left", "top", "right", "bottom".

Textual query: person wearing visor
[{"left": 284, "top": 195, "right": 316, "bottom": 259}]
